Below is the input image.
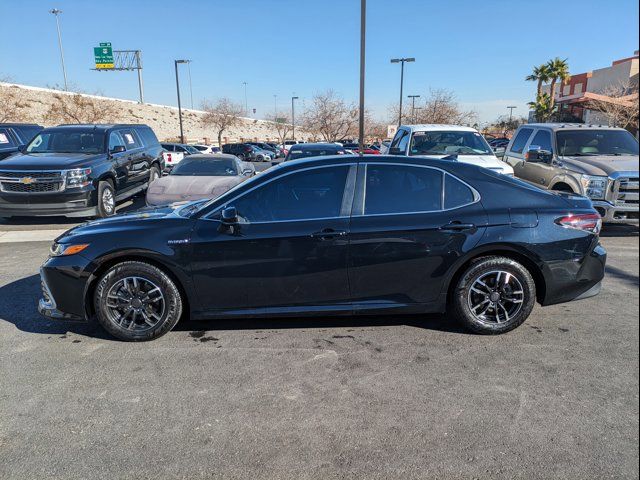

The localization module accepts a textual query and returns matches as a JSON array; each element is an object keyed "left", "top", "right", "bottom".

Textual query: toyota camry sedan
[{"left": 38, "top": 155, "right": 606, "bottom": 341}]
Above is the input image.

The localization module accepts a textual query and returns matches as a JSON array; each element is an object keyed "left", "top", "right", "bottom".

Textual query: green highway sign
[{"left": 94, "top": 42, "right": 114, "bottom": 69}]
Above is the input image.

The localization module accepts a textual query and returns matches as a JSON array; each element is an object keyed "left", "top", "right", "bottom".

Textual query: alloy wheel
[
  {"left": 466, "top": 270, "right": 524, "bottom": 325},
  {"left": 102, "top": 187, "right": 115, "bottom": 215},
  {"left": 104, "top": 276, "right": 166, "bottom": 331}
]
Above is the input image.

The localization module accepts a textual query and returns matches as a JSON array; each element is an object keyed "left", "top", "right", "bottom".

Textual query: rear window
[
  {"left": 510, "top": 128, "right": 533, "bottom": 154},
  {"left": 444, "top": 174, "right": 475, "bottom": 209}
]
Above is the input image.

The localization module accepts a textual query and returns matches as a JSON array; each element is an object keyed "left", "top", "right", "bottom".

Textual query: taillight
[
  {"left": 555, "top": 213, "right": 602, "bottom": 234},
  {"left": 167, "top": 153, "right": 172, "bottom": 163}
]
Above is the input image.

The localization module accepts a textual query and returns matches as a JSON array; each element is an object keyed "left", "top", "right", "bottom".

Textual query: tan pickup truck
[{"left": 504, "top": 123, "right": 639, "bottom": 224}]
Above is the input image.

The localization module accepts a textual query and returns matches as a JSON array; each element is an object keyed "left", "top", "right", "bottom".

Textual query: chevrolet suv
[
  {"left": 504, "top": 124, "right": 639, "bottom": 224},
  {"left": 0, "top": 124, "right": 164, "bottom": 218}
]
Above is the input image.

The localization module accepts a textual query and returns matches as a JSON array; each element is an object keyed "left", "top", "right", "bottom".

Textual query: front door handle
[
  {"left": 439, "top": 222, "right": 476, "bottom": 232},
  {"left": 310, "top": 228, "right": 347, "bottom": 240}
]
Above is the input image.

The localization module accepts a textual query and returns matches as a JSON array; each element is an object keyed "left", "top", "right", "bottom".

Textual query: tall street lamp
[
  {"left": 242, "top": 81, "right": 248, "bottom": 116},
  {"left": 408, "top": 94, "right": 420, "bottom": 123},
  {"left": 186, "top": 60, "right": 194, "bottom": 109},
  {"left": 507, "top": 105, "right": 517, "bottom": 123},
  {"left": 390, "top": 57, "right": 415, "bottom": 126},
  {"left": 291, "top": 96, "right": 299, "bottom": 142},
  {"left": 273, "top": 94, "right": 278, "bottom": 118},
  {"left": 174, "top": 59, "right": 190, "bottom": 143},
  {"left": 49, "top": 8, "right": 68, "bottom": 91}
]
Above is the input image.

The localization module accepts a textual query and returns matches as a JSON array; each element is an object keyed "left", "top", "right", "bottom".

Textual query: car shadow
[
  {"left": 605, "top": 264, "right": 639, "bottom": 288},
  {"left": 0, "top": 274, "right": 468, "bottom": 340},
  {"left": 600, "top": 224, "right": 639, "bottom": 238}
]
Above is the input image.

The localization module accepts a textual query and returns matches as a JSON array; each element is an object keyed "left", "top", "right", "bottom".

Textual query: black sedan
[{"left": 38, "top": 155, "right": 606, "bottom": 341}]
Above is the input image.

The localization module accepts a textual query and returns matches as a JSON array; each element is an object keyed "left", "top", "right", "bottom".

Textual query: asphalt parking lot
[{"left": 0, "top": 224, "right": 637, "bottom": 479}]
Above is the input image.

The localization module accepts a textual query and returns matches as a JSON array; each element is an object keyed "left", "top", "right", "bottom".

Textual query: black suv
[
  {"left": 222, "top": 143, "right": 257, "bottom": 161},
  {"left": 0, "top": 123, "right": 44, "bottom": 160},
  {"left": 0, "top": 124, "right": 164, "bottom": 218}
]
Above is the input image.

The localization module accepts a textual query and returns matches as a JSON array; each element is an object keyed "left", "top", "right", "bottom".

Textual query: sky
[{"left": 1, "top": 0, "right": 638, "bottom": 124}]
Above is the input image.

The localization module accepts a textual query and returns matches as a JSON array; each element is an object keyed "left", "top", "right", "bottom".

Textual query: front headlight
[
  {"left": 50, "top": 243, "right": 89, "bottom": 257},
  {"left": 66, "top": 168, "right": 92, "bottom": 188},
  {"left": 580, "top": 175, "right": 608, "bottom": 200}
]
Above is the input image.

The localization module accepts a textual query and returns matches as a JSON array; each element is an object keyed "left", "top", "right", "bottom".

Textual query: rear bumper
[
  {"left": 0, "top": 189, "right": 97, "bottom": 218},
  {"left": 592, "top": 200, "right": 639, "bottom": 225}
]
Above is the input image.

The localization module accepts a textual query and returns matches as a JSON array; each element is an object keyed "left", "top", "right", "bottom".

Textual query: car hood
[
  {"left": 558, "top": 155, "right": 639, "bottom": 176},
  {"left": 148, "top": 175, "right": 243, "bottom": 195},
  {"left": 0, "top": 152, "right": 103, "bottom": 170},
  {"left": 414, "top": 154, "right": 515, "bottom": 174}
]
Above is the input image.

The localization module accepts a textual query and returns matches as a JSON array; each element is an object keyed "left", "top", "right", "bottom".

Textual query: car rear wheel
[
  {"left": 96, "top": 180, "right": 116, "bottom": 218},
  {"left": 94, "top": 261, "right": 183, "bottom": 341},
  {"left": 451, "top": 256, "right": 536, "bottom": 334}
]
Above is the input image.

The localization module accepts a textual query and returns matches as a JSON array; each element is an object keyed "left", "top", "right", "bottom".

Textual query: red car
[{"left": 343, "top": 143, "right": 380, "bottom": 155}]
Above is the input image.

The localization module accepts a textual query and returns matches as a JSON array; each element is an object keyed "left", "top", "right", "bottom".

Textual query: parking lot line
[{"left": 0, "top": 229, "right": 65, "bottom": 243}]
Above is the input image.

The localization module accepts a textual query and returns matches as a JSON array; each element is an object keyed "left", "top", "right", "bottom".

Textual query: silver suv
[{"left": 504, "top": 123, "right": 639, "bottom": 224}]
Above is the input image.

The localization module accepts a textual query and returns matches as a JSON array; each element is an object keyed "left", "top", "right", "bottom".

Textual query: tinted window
[
  {"left": 119, "top": 129, "right": 141, "bottom": 149},
  {"left": 14, "top": 126, "right": 42, "bottom": 143},
  {"left": 409, "top": 130, "right": 492, "bottom": 156},
  {"left": 26, "top": 131, "right": 105, "bottom": 154},
  {"left": 444, "top": 174, "right": 475, "bottom": 209},
  {"left": 108, "top": 131, "right": 126, "bottom": 151},
  {"left": 287, "top": 146, "right": 344, "bottom": 160},
  {"left": 510, "top": 128, "right": 533, "bottom": 154},
  {"left": 136, "top": 126, "right": 160, "bottom": 147},
  {"left": 530, "top": 130, "right": 553, "bottom": 153},
  {"left": 364, "top": 164, "right": 443, "bottom": 215},
  {"left": 232, "top": 166, "right": 350, "bottom": 222},
  {"left": 161, "top": 144, "right": 174, "bottom": 151},
  {"left": 0, "top": 128, "right": 17, "bottom": 149},
  {"left": 171, "top": 158, "right": 239, "bottom": 176},
  {"left": 557, "top": 129, "right": 639, "bottom": 156}
]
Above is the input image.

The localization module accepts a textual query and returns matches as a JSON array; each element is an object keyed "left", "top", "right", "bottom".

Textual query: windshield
[
  {"left": 557, "top": 130, "right": 639, "bottom": 156},
  {"left": 170, "top": 158, "right": 239, "bottom": 176},
  {"left": 409, "top": 131, "right": 492, "bottom": 156},
  {"left": 26, "top": 131, "right": 105, "bottom": 154}
]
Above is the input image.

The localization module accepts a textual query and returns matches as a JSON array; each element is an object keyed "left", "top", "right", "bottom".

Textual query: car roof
[
  {"left": 0, "top": 123, "right": 43, "bottom": 127},
  {"left": 182, "top": 153, "right": 238, "bottom": 161},
  {"left": 289, "top": 142, "right": 343, "bottom": 150},
  {"left": 400, "top": 124, "right": 479, "bottom": 133},
  {"left": 521, "top": 123, "right": 629, "bottom": 132},
  {"left": 54, "top": 123, "right": 150, "bottom": 130}
]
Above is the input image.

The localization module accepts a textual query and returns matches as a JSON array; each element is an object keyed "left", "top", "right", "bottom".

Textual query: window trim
[
  {"left": 204, "top": 163, "right": 358, "bottom": 224},
  {"left": 352, "top": 162, "right": 481, "bottom": 218}
]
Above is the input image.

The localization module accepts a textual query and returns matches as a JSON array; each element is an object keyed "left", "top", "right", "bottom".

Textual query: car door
[
  {"left": 190, "top": 163, "right": 357, "bottom": 314},
  {"left": 348, "top": 162, "right": 487, "bottom": 309},
  {"left": 119, "top": 128, "right": 148, "bottom": 187},
  {"left": 504, "top": 127, "right": 534, "bottom": 182},
  {"left": 107, "top": 131, "right": 130, "bottom": 190},
  {"left": 517, "top": 129, "right": 557, "bottom": 188}
]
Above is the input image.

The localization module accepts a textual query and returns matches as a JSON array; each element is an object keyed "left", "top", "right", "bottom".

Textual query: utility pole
[
  {"left": 408, "top": 95, "right": 420, "bottom": 123},
  {"left": 291, "top": 96, "right": 299, "bottom": 142},
  {"left": 49, "top": 9, "right": 68, "bottom": 91},
  {"left": 135, "top": 50, "right": 144, "bottom": 103},
  {"left": 174, "top": 60, "right": 189, "bottom": 143},
  {"left": 274, "top": 94, "right": 278, "bottom": 118},
  {"left": 242, "top": 81, "right": 248, "bottom": 116},
  {"left": 390, "top": 57, "right": 415, "bottom": 126},
  {"left": 187, "top": 60, "right": 194, "bottom": 109},
  {"left": 358, "top": 0, "right": 366, "bottom": 155}
]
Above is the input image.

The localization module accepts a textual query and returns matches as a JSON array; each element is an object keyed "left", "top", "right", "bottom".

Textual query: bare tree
[
  {"left": 490, "top": 114, "right": 528, "bottom": 137},
  {"left": 0, "top": 83, "right": 33, "bottom": 123},
  {"left": 588, "top": 80, "right": 639, "bottom": 131},
  {"left": 201, "top": 98, "right": 244, "bottom": 147},
  {"left": 45, "top": 92, "right": 119, "bottom": 124},
  {"left": 265, "top": 112, "right": 293, "bottom": 147},
  {"left": 388, "top": 88, "right": 477, "bottom": 126},
  {"left": 302, "top": 90, "right": 358, "bottom": 142}
]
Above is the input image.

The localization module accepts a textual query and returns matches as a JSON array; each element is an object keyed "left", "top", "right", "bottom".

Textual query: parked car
[
  {"left": 504, "top": 123, "right": 639, "bottom": 224},
  {"left": 222, "top": 143, "right": 260, "bottom": 161},
  {"left": 38, "top": 154, "right": 605, "bottom": 341},
  {"left": 160, "top": 143, "right": 199, "bottom": 171},
  {"left": 285, "top": 143, "right": 347, "bottom": 161},
  {"left": 388, "top": 125, "right": 514, "bottom": 175},
  {"left": 0, "top": 123, "right": 44, "bottom": 160},
  {"left": 247, "top": 142, "right": 279, "bottom": 158},
  {"left": 265, "top": 142, "right": 285, "bottom": 157},
  {"left": 191, "top": 144, "right": 214, "bottom": 154},
  {"left": 379, "top": 141, "right": 391, "bottom": 154},
  {"left": 0, "top": 124, "right": 164, "bottom": 218},
  {"left": 146, "top": 154, "right": 255, "bottom": 206},
  {"left": 341, "top": 143, "right": 381, "bottom": 155}
]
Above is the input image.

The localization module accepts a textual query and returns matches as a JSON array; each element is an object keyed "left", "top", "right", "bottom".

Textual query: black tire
[
  {"left": 237, "top": 153, "right": 245, "bottom": 161},
  {"left": 451, "top": 256, "right": 536, "bottom": 335},
  {"left": 148, "top": 164, "right": 161, "bottom": 185},
  {"left": 96, "top": 180, "right": 116, "bottom": 218},
  {"left": 94, "top": 261, "right": 183, "bottom": 341}
]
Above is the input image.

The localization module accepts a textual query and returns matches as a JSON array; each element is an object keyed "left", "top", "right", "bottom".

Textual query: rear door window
[
  {"left": 119, "top": 129, "right": 142, "bottom": 150},
  {"left": 510, "top": 128, "right": 534, "bottom": 154},
  {"left": 364, "top": 164, "right": 443, "bottom": 215},
  {"left": 444, "top": 174, "right": 476, "bottom": 209}
]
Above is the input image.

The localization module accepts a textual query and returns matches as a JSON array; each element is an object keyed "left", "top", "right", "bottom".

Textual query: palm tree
[
  {"left": 528, "top": 93, "right": 553, "bottom": 122},
  {"left": 526, "top": 64, "right": 552, "bottom": 99},
  {"left": 546, "top": 57, "right": 570, "bottom": 109}
]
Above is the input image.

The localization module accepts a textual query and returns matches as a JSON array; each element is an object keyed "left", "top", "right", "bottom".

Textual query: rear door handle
[
  {"left": 310, "top": 228, "right": 347, "bottom": 240},
  {"left": 439, "top": 222, "right": 476, "bottom": 231}
]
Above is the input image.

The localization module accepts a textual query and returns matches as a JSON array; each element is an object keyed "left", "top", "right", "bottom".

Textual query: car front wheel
[
  {"left": 94, "top": 261, "right": 183, "bottom": 341},
  {"left": 96, "top": 180, "right": 116, "bottom": 218},
  {"left": 451, "top": 256, "right": 536, "bottom": 334}
]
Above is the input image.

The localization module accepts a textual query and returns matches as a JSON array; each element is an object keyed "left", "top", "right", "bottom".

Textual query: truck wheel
[
  {"left": 451, "top": 256, "right": 536, "bottom": 335},
  {"left": 96, "top": 180, "right": 116, "bottom": 218},
  {"left": 94, "top": 261, "right": 183, "bottom": 341}
]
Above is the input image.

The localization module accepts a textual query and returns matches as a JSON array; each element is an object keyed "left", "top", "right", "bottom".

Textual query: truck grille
[
  {"left": 613, "top": 177, "right": 639, "bottom": 206},
  {"left": 0, "top": 170, "right": 65, "bottom": 194}
]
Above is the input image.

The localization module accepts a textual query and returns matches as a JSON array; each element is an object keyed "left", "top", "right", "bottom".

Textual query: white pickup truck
[{"left": 160, "top": 143, "right": 199, "bottom": 171}]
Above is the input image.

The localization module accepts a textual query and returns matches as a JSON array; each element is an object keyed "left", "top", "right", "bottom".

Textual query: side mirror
[
  {"left": 221, "top": 206, "right": 238, "bottom": 223},
  {"left": 525, "top": 146, "right": 552, "bottom": 163},
  {"left": 110, "top": 145, "right": 126, "bottom": 155}
]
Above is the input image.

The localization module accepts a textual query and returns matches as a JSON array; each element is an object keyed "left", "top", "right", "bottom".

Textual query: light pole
[
  {"left": 174, "top": 59, "right": 190, "bottom": 144},
  {"left": 507, "top": 105, "right": 517, "bottom": 123},
  {"left": 273, "top": 94, "right": 278, "bottom": 118},
  {"left": 242, "top": 81, "right": 248, "bottom": 116},
  {"left": 291, "top": 96, "right": 299, "bottom": 142},
  {"left": 49, "top": 9, "right": 68, "bottom": 91},
  {"left": 408, "top": 95, "right": 420, "bottom": 123},
  {"left": 358, "top": 0, "right": 366, "bottom": 155},
  {"left": 390, "top": 57, "right": 415, "bottom": 126}
]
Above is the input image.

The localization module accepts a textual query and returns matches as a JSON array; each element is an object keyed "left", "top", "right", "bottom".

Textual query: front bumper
[
  {"left": 38, "top": 255, "right": 94, "bottom": 321},
  {"left": 591, "top": 200, "right": 639, "bottom": 225},
  {"left": 0, "top": 189, "right": 97, "bottom": 218}
]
